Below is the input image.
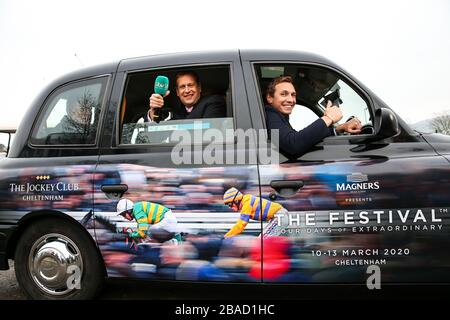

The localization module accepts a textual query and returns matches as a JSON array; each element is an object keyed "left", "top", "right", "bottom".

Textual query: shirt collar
[{"left": 266, "top": 104, "right": 290, "bottom": 121}]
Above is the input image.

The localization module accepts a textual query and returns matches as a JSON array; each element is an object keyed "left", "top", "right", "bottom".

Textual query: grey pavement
[{"left": 0, "top": 261, "right": 25, "bottom": 300}]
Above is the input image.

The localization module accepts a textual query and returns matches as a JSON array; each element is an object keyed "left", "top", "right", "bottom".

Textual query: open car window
[
  {"left": 256, "top": 64, "right": 373, "bottom": 135},
  {"left": 119, "top": 65, "right": 234, "bottom": 145}
]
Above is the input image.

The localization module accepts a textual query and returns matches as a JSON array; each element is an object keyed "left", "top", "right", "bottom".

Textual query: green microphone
[{"left": 153, "top": 75, "right": 169, "bottom": 123}]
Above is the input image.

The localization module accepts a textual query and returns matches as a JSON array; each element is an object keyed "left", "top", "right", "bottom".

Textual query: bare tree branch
[{"left": 431, "top": 112, "right": 450, "bottom": 135}]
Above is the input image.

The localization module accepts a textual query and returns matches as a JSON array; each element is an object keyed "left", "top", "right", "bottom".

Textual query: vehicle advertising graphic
[{"left": 1, "top": 159, "right": 449, "bottom": 284}]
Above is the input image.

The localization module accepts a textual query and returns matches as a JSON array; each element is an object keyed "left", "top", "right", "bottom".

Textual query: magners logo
[{"left": 336, "top": 172, "right": 380, "bottom": 191}]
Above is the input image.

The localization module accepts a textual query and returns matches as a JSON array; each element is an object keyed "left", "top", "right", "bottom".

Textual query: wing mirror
[
  {"left": 374, "top": 107, "right": 400, "bottom": 140},
  {"left": 350, "top": 108, "right": 400, "bottom": 144},
  {"left": 0, "top": 128, "right": 16, "bottom": 157}
]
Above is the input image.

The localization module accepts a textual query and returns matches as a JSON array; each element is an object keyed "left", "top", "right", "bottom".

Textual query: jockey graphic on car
[
  {"left": 223, "top": 187, "right": 288, "bottom": 238},
  {"left": 116, "top": 199, "right": 180, "bottom": 243}
]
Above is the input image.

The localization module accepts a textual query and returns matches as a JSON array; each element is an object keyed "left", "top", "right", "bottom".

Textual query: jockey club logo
[{"left": 9, "top": 175, "right": 80, "bottom": 201}]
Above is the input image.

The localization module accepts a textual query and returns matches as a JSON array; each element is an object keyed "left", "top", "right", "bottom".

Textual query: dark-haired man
[{"left": 147, "top": 71, "right": 226, "bottom": 121}]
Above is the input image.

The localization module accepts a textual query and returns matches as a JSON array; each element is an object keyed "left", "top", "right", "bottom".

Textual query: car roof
[{"left": 118, "top": 49, "right": 338, "bottom": 69}]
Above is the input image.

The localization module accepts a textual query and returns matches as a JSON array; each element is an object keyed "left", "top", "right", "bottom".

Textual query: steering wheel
[
  {"left": 343, "top": 116, "right": 374, "bottom": 135},
  {"left": 359, "top": 124, "right": 374, "bottom": 135}
]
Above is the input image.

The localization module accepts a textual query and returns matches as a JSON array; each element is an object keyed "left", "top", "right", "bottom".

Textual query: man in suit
[
  {"left": 147, "top": 71, "right": 226, "bottom": 122},
  {"left": 265, "top": 76, "right": 362, "bottom": 159}
]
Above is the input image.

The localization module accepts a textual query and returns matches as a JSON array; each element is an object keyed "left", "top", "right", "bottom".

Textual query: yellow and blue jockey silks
[
  {"left": 130, "top": 201, "right": 170, "bottom": 238},
  {"left": 225, "top": 194, "right": 283, "bottom": 238}
]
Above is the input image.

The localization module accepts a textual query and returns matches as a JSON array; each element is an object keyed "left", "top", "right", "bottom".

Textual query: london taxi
[{"left": 0, "top": 50, "right": 449, "bottom": 299}]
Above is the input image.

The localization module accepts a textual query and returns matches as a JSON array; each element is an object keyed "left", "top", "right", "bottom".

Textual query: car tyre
[{"left": 14, "top": 218, "right": 104, "bottom": 299}]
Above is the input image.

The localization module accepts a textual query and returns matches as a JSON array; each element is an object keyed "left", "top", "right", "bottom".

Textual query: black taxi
[{"left": 1, "top": 50, "right": 449, "bottom": 299}]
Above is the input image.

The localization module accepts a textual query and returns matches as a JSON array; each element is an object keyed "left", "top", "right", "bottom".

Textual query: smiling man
[
  {"left": 265, "top": 76, "right": 361, "bottom": 159},
  {"left": 148, "top": 71, "right": 226, "bottom": 121}
]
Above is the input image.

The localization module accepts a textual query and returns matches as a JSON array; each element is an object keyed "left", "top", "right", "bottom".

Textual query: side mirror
[
  {"left": 350, "top": 108, "right": 399, "bottom": 144},
  {"left": 374, "top": 107, "right": 400, "bottom": 140},
  {"left": 0, "top": 128, "right": 16, "bottom": 157}
]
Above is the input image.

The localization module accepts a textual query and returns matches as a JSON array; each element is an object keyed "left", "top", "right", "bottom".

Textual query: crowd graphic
[{"left": 1, "top": 157, "right": 450, "bottom": 282}]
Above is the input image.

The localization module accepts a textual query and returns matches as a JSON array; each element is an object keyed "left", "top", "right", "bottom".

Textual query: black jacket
[
  {"left": 265, "top": 105, "right": 334, "bottom": 159},
  {"left": 171, "top": 94, "right": 226, "bottom": 120},
  {"left": 148, "top": 95, "right": 226, "bottom": 122}
]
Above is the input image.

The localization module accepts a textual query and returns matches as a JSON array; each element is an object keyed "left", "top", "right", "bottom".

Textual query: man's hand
[
  {"left": 321, "top": 100, "right": 343, "bottom": 126},
  {"left": 336, "top": 117, "right": 362, "bottom": 134},
  {"left": 148, "top": 91, "right": 170, "bottom": 120}
]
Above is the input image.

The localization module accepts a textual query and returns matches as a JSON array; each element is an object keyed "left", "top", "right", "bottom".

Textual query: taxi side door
[
  {"left": 242, "top": 52, "right": 450, "bottom": 284},
  {"left": 94, "top": 51, "right": 264, "bottom": 282}
]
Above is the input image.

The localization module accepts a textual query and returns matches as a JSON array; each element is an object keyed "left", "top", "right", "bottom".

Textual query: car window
[
  {"left": 31, "top": 77, "right": 108, "bottom": 145},
  {"left": 256, "top": 64, "right": 373, "bottom": 134},
  {"left": 317, "top": 79, "right": 371, "bottom": 126},
  {"left": 119, "top": 65, "right": 234, "bottom": 145}
]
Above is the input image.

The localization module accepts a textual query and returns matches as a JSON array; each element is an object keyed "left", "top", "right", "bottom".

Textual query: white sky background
[{"left": 0, "top": 0, "right": 449, "bottom": 145}]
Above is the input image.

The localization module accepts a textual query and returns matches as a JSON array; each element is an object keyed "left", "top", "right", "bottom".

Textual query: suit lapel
[{"left": 186, "top": 96, "right": 205, "bottom": 119}]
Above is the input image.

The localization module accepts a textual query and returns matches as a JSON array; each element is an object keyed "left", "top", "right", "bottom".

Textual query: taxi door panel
[
  {"left": 94, "top": 56, "right": 264, "bottom": 282},
  {"left": 258, "top": 140, "right": 450, "bottom": 283}
]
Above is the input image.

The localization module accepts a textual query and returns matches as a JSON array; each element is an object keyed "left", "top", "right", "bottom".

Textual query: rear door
[
  {"left": 242, "top": 52, "right": 450, "bottom": 284},
  {"left": 94, "top": 52, "right": 263, "bottom": 282}
]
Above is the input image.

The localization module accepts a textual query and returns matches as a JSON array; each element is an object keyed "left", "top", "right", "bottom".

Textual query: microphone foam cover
[{"left": 154, "top": 76, "right": 169, "bottom": 95}]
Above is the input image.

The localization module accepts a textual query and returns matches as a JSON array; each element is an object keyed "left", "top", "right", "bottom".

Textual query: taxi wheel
[{"left": 14, "top": 218, "right": 104, "bottom": 300}]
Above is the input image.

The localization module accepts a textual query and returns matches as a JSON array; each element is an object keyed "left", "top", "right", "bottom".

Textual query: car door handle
[
  {"left": 270, "top": 180, "right": 304, "bottom": 191},
  {"left": 101, "top": 184, "right": 128, "bottom": 199},
  {"left": 101, "top": 184, "right": 128, "bottom": 193},
  {"left": 270, "top": 180, "right": 304, "bottom": 198}
]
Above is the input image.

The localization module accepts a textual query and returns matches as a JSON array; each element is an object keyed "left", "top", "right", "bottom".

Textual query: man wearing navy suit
[
  {"left": 265, "top": 76, "right": 362, "bottom": 159},
  {"left": 147, "top": 71, "right": 225, "bottom": 121}
]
